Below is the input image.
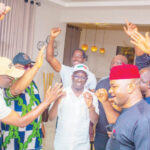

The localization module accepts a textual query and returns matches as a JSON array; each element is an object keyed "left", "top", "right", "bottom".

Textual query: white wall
[
  {"left": 33, "top": 0, "right": 66, "bottom": 100},
  {"left": 60, "top": 6, "right": 150, "bottom": 24}
]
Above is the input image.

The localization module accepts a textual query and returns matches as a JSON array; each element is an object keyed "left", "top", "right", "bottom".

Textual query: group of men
[{"left": 1, "top": 2, "right": 150, "bottom": 150}]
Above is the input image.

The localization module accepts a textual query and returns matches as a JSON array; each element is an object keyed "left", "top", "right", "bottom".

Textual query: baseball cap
[
  {"left": 13, "top": 52, "right": 35, "bottom": 65},
  {"left": 73, "top": 64, "right": 89, "bottom": 76},
  {"left": 0, "top": 57, "right": 25, "bottom": 78},
  {"left": 110, "top": 64, "right": 140, "bottom": 80}
]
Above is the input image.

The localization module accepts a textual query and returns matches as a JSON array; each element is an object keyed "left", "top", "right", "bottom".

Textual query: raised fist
[
  {"left": 95, "top": 88, "right": 108, "bottom": 103},
  {"left": 50, "top": 27, "right": 61, "bottom": 39}
]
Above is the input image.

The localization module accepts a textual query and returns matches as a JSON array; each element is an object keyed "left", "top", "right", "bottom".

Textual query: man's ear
[{"left": 127, "top": 82, "right": 136, "bottom": 94}]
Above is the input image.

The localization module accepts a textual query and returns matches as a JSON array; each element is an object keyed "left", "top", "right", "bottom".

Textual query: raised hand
[
  {"left": 35, "top": 45, "right": 45, "bottom": 68},
  {"left": 95, "top": 88, "right": 108, "bottom": 103},
  {"left": 130, "top": 31, "right": 150, "bottom": 55},
  {"left": 44, "top": 83, "right": 65, "bottom": 104},
  {"left": 0, "top": 3, "right": 11, "bottom": 21},
  {"left": 123, "top": 19, "right": 138, "bottom": 37},
  {"left": 50, "top": 27, "right": 61, "bottom": 39},
  {"left": 83, "top": 92, "right": 93, "bottom": 108}
]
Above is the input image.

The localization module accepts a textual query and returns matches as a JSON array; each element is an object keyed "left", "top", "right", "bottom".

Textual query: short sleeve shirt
[
  {"left": 60, "top": 64, "right": 97, "bottom": 90},
  {"left": 0, "top": 88, "right": 11, "bottom": 120}
]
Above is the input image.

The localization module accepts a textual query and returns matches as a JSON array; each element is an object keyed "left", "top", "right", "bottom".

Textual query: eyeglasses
[
  {"left": 73, "top": 75, "right": 87, "bottom": 81},
  {"left": 24, "top": 64, "right": 33, "bottom": 70}
]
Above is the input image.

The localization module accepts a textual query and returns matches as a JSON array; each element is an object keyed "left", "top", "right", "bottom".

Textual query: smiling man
[
  {"left": 46, "top": 28, "right": 97, "bottom": 91},
  {"left": 106, "top": 64, "right": 150, "bottom": 150},
  {"left": 49, "top": 64, "right": 99, "bottom": 150}
]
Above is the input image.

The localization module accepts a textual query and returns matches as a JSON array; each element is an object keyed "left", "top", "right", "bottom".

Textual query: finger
[
  {"left": 145, "top": 32, "right": 149, "bottom": 40},
  {"left": 53, "top": 83, "right": 62, "bottom": 91},
  {"left": 125, "top": 19, "right": 129, "bottom": 25},
  {"left": 55, "top": 83, "right": 63, "bottom": 91},
  {"left": 130, "top": 35, "right": 139, "bottom": 42},
  {"left": 46, "top": 86, "right": 52, "bottom": 93},
  {"left": 123, "top": 26, "right": 128, "bottom": 34},
  {"left": 57, "top": 91, "right": 65, "bottom": 99},
  {"left": 134, "top": 31, "right": 145, "bottom": 40},
  {"left": 56, "top": 87, "right": 64, "bottom": 95},
  {"left": 130, "top": 40, "right": 139, "bottom": 47}
]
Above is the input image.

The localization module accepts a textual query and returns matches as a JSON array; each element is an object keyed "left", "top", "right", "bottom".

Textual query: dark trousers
[{"left": 94, "top": 133, "right": 109, "bottom": 150}]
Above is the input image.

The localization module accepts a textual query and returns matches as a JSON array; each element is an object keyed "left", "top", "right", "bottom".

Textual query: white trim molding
[{"left": 48, "top": 0, "right": 150, "bottom": 7}]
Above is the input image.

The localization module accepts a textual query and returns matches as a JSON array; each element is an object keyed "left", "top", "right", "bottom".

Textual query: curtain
[
  {"left": 0, "top": 0, "right": 36, "bottom": 59},
  {"left": 63, "top": 25, "right": 81, "bottom": 66}
]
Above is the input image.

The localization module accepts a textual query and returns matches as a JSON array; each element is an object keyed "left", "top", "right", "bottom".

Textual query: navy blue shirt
[
  {"left": 95, "top": 76, "right": 110, "bottom": 134},
  {"left": 144, "top": 97, "right": 150, "bottom": 104},
  {"left": 136, "top": 54, "right": 150, "bottom": 70},
  {"left": 106, "top": 100, "right": 150, "bottom": 150}
]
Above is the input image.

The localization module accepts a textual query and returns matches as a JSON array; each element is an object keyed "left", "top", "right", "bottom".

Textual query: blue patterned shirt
[{"left": 1, "top": 81, "right": 42, "bottom": 150}]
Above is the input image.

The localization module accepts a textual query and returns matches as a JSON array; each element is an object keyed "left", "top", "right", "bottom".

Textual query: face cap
[
  {"left": 0, "top": 57, "right": 24, "bottom": 78},
  {"left": 73, "top": 64, "right": 89, "bottom": 76},
  {"left": 13, "top": 52, "right": 35, "bottom": 65}
]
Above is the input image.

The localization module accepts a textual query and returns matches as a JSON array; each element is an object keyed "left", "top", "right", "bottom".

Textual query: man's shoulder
[
  {"left": 88, "top": 70, "right": 96, "bottom": 77},
  {"left": 60, "top": 64, "right": 72, "bottom": 74},
  {"left": 97, "top": 76, "right": 109, "bottom": 85},
  {"left": 62, "top": 64, "right": 72, "bottom": 70}
]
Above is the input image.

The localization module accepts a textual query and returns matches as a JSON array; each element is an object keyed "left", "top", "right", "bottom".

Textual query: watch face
[{"left": 37, "top": 41, "right": 45, "bottom": 50}]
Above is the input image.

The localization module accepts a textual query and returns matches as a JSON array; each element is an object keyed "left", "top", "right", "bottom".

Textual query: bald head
[
  {"left": 110, "top": 55, "right": 128, "bottom": 69},
  {"left": 139, "top": 67, "right": 150, "bottom": 96},
  {"left": 140, "top": 67, "right": 150, "bottom": 83}
]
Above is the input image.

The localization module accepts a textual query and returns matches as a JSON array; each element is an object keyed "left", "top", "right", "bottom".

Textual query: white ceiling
[
  {"left": 63, "top": 0, "right": 143, "bottom": 1},
  {"left": 48, "top": 0, "right": 150, "bottom": 7}
]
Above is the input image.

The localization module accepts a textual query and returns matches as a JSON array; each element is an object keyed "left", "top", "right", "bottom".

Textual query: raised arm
[
  {"left": 123, "top": 19, "right": 144, "bottom": 56},
  {"left": 1, "top": 83, "right": 64, "bottom": 127},
  {"left": 10, "top": 46, "right": 44, "bottom": 96},
  {"left": 49, "top": 98, "right": 60, "bottom": 121},
  {"left": 83, "top": 92, "right": 99, "bottom": 125},
  {"left": 46, "top": 28, "right": 62, "bottom": 72},
  {"left": 130, "top": 32, "right": 150, "bottom": 55}
]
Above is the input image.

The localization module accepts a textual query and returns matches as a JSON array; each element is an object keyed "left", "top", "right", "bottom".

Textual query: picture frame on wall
[{"left": 116, "top": 46, "right": 135, "bottom": 64}]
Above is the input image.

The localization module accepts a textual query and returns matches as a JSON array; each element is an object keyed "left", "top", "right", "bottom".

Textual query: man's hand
[
  {"left": 123, "top": 19, "right": 138, "bottom": 37},
  {"left": 44, "top": 83, "right": 65, "bottom": 104},
  {"left": 35, "top": 46, "right": 45, "bottom": 68},
  {"left": 0, "top": 3, "right": 11, "bottom": 20},
  {"left": 130, "top": 32, "right": 150, "bottom": 55},
  {"left": 95, "top": 88, "right": 108, "bottom": 103},
  {"left": 50, "top": 27, "right": 61, "bottom": 39},
  {"left": 107, "top": 131, "right": 112, "bottom": 138},
  {"left": 83, "top": 92, "right": 93, "bottom": 108}
]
